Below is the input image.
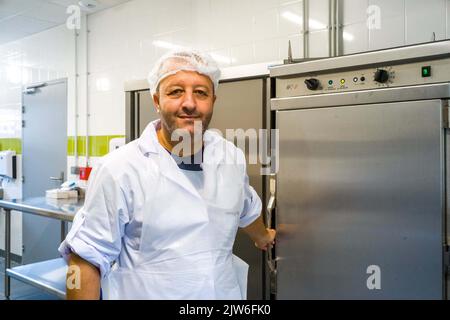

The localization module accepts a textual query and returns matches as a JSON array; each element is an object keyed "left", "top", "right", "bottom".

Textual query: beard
[
  {"left": 160, "top": 109, "right": 213, "bottom": 141},
  {"left": 158, "top": 109, "right": 213, "bottom": 157},
  {"left": 160, "top": 110, "right": 212, "bottom": 137}
]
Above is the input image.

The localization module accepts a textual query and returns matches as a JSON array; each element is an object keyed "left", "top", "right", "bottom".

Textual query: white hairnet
[{"left": 147, "top": 49, "right": 221, "bottom": 96}]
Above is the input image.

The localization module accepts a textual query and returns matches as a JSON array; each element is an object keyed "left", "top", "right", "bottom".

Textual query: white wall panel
[
  {"left": 253, "top": 8, "right": 280, "bottom": 41},
  {"left": 309, "top": 0, "right": 329, "bottom": 31},
  {"left": 231, "top": 43, "right": 255, "bottom": 66},
  {"left": 254, "top": 37, "right": 280, "bottom": 63},
  {"left": 343, "top": 0, "right": 369, "bottom": 25},
  {"left": 447, "top": 0, "right": 450, "bottom": 39},
  {"left": 369, "top": 14, "right": 405, "bottom": 50},
  {"left": 279, "top": 1, "right": 303, "bottom": 36},
  {"left": 342, "top": 22, "right": 369, "bottom": 54},
  {"left": 406, "top": 0, "right": 446, "bottom": 44},
  {"left": 369, "top": 0, "right": 405, "bottom": 19},
  {"left": 209, "top": 0, "right": 232, "bottom": 50},
  {"left": 309, "top": 29, "right": 329, "bottom": 57}
]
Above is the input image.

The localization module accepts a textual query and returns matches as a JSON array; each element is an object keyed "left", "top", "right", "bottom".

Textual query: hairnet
[{"left": 147, "top": 49, "right": 221, "bottom": 96}]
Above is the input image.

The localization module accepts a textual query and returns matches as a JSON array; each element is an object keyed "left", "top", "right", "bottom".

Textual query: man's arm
[
  {"left": 242, "top": 215, "right": 276, "bottom": 251},
  {"left": 66, "top": 253, "right": 101, "bottom": 300}
]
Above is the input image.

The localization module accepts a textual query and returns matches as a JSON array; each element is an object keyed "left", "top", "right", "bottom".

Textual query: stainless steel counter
[
  {"left": 0, "top": 197, "right": 84, "bottom": 300},
  {"left": 0, "top": 197, "right": 83, "bottom": 222}
]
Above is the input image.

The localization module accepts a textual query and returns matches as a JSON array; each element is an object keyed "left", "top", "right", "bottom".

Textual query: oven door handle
[{"left": 266, "top": 174, "right": 277, "bottom": 274}]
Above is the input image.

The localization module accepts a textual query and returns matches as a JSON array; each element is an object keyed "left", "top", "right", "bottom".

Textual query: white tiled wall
[
  {"left": 405, "top": 0, "right": 446, "bottom": 44},
  {"left": 369, "top": 14, "right": 405, "bottom": 50},
  {"left": 309, "top": 0, "right": 329, "bottom": 31},
  {"left": 342, "top": 21, "right": 369, "bottom": 54},
  {"left": 342, "top": 0, "right": 450, "bottom": 54},
  {"left": 367, "top": 0, "right": 405, "bottom": 51},
  {"left": 343, "top": 0, "right": 369, "bottom": 25}
]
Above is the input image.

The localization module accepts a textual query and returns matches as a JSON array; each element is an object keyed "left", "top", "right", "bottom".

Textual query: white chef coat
[{"left": 58, "top": 119, "right": 262, "bottom": 299}]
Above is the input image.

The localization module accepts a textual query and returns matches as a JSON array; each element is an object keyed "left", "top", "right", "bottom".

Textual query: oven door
[{"left": 275, "top": 99, "right": 446, "bottom": 299}]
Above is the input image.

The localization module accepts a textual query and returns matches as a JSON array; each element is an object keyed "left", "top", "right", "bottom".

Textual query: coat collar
[
  {"left": 137, "top": 119, "right": 223, "bottom": 156},
  {"left": 137, "top": 119, "right": 226, "bottom": 200},
  {"left": 137, "top": 119, "right": 163, "bottom": 156}
]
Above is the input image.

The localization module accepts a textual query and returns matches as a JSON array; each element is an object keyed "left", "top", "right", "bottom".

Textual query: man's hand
[
  {"left": 242, "top": 216, "right": 276, "bottom": 251},
  {"left": 254, "top": 228, "right": 276, "bottom": 251}
]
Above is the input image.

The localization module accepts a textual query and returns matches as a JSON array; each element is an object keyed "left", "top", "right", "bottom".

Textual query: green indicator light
[
  {"left": 328, "top": 80, "right": 333, "bottom": 85},
  {"left": 422, "top": 66, "right": 431, "bottom": 77}
]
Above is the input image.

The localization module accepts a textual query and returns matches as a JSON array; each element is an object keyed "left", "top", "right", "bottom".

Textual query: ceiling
[{"left": 0, "top": 0, "right": 132, "bottom": 45}]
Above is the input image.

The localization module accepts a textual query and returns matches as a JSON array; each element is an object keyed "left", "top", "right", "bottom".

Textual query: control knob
[
  {"left": 304, "top": 78, "right": 321, "bottom": 90},
  {"left": 374, "top": 69, "right": 389, "bottom": 83}
]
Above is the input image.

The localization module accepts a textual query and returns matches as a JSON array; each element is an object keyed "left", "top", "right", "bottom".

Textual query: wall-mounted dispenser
[{"left": 0, "top": 150, "right": 17, "bottom": 180}]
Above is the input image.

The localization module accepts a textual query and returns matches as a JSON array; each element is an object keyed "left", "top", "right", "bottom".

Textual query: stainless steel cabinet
[{"left": 210, "top": 79, "right": 266, "bottom": 300}]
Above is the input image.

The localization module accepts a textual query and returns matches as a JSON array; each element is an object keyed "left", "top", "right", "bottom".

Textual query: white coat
[{"left": 59, "top": 119, "right": 262, "bottom": 299}]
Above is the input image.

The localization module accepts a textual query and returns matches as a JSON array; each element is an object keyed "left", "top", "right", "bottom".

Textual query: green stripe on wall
[
  {"left": 0, "top": 138, "right": 22, "bottom": 154},
  {"left": 0, "top": 136, "right": 123, "bottom": 157},
  {"left": 67, "top": 135, "right": 125, "bottom": 157}
]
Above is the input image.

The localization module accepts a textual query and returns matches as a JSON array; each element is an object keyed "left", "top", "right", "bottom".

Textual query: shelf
[{"left": 6, "top": 258, "right": 67, "bottom": 300}]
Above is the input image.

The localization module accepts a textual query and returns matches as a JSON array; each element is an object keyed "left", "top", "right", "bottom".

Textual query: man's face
[{"left": 153, "top": 70, "right": 216, "bottom": 138}]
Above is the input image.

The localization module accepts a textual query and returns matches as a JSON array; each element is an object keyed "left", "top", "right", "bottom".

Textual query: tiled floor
[{"left": 0, "top": 257, "right": 59, "bottom": 300}]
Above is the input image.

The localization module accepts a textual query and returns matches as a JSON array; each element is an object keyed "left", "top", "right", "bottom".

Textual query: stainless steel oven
[{"left": 269, "top": 40, "right": 450, "bottom": 299}]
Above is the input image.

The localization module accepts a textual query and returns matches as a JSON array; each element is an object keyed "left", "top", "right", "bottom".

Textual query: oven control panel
[{"left": 276, "top": 57, "right": 450, "bottom": 98}]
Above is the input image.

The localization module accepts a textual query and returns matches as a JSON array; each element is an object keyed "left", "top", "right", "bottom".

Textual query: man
[{"left": 59, "top": 49, "right": 276, "bottom": 300}]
